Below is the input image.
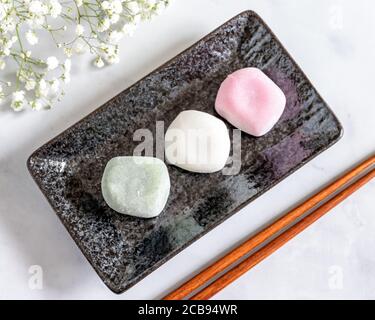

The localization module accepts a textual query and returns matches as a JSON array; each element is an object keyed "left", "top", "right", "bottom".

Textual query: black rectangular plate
[{"left": 28, "top": 11, "right": 343, "bottom": 293}]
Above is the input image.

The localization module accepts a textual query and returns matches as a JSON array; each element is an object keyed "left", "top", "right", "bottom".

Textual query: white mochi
[
  {"left": 101, "top": 157, "right": 170, "bottom": 218},
  {"left": 165, "top": 110, "right": 230, "bottom": 173}
]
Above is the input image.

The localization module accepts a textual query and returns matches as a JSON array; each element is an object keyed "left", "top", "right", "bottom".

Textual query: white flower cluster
[{"left": 0, "top": 0, "right": 169, "bottom": 111}]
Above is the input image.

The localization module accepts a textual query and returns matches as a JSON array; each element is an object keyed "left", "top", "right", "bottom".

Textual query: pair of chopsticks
[{"left": 163, "top": 155, "right": 375, "bottom": 300}]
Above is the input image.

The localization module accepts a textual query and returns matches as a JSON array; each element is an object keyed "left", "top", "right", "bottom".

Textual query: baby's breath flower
[
  {"left": 146, "top": 0, "right": 157, "bottom": 6},
  {"left": 31, "top": 99, "right": 43, "bottom": 111},
  {"left": 26, "top": 30, "right": 39, "bottom": 45},
  {"left": 62, "top": 72, "right": 71, "bottom": 84},
  {"left": 0, "top": 4, "right": 7, "bottom": 20},
  {"left": 0, "top": 0, "right": 170, "bottom": 111},
  {"left": 122, "top": 23, "right": 137, "bottom": 37},
  {"left": 73, "top": 40, "right": 87, "bottom": 54},
  {"left": 25, "top": 79, "right": 37, "bottom": 91},
  {"left": 98, "top": 18, "right": 111, "bottom": 32},
  {"left": 0, "top": 85, "right": 4, "bottom": 103},
  {"left": 109, "top": 13, "right": 120, "bottom": 24},
  {"left": 63, "top": 47, "right": 73, "bottom": 57},
  {"left": 94, "top": 56, "right": 104, "bottom": 68},
  {"left": 50, "top": 78, "right": 60, "bottom": 93},
  {"left": 75, "top": 24, "right": 85, "bottom": 36},
  {"left": 62, "top": 59, "right": 72, "bottom": 83},
  {"left": 101, "top": 1, "right": 110, "bottom": 10},
  {"left": 46, "top": 56, "right": 59, "bottom": 70},
  {"left": 109, "top": 30, "right": 123, "bottom": 43},
  {"left": 64, "top": 59, "right": 72, "bottom": 72},
  {"left": 112, "top": 1, "right": 123, "bottom": 14},
  {"left": 37, "top": 79, "right": 49, "bottom": 97},
  {"left": 28, "top": 1, "right": 48, "bottom": 15},
  {"left": 49, "top": 0, "right": 62, "bottom": 18},
  {"left": 11, "top": 91, "right": 26, "bottom": 112},
  {"left": 127, "top": 1, "right": 141, "bottom": 15},
  {"left": 107, "top": 54, "right": 119, "bottom": 65}
]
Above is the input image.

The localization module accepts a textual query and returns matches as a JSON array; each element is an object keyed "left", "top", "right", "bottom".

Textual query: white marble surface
[{"left": 0, "top": 0, "right": 374, "bottom": 299}]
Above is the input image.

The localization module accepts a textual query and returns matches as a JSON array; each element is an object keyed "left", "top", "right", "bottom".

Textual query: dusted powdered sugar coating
[
  {"left": 165, "top": 110, "right": 230, "bottom": 173},
  {"left": 215, "top": 67, "right": 286, "bottom": 136},
  {"left": 101, "top": 157, "right": 170, "bottom": 218}
]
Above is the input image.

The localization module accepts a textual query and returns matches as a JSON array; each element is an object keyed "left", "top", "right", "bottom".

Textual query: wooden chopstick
[
  {"left": 163, "top": 155, "right": 375, "bottom": 300},
  {"left": 191, "top": 168, "right": 375, "bottom": 299}
]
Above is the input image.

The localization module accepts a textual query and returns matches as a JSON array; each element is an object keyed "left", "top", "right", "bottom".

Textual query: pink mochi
[{"left": 215, "top": 67, "right": 286, "bottom": 137}]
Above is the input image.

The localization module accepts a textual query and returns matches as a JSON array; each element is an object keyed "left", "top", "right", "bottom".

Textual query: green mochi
[{"left": 101, "top": 157, "right": 170, "bottom": 218}]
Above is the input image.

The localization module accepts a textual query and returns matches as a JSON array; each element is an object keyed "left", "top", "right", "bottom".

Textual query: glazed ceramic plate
[{"left": 28, "top": 11, "right": 343, "bottom": 293}]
